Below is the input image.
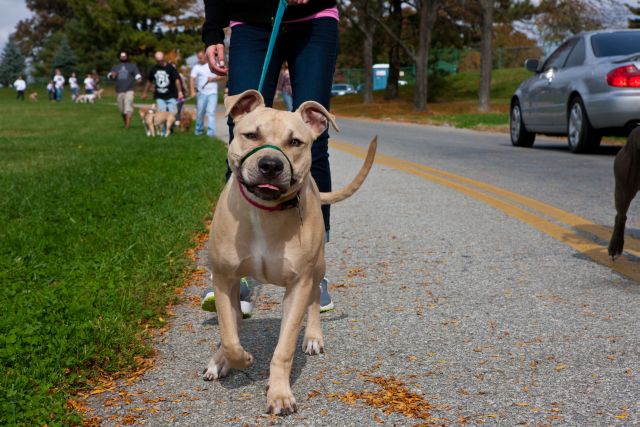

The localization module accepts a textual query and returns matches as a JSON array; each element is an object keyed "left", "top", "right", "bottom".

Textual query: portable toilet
[{"left": 373, "top": 64, "right": 389, "bottom": 91}]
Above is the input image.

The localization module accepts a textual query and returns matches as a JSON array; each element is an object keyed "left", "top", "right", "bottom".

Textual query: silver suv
[{"left": 510, "top": 30, "right": 640, "bottom": 153}]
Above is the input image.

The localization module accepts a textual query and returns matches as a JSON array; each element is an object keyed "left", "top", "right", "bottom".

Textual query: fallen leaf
[{"left": 554, "top": 363, "right": 567, "bottom": 372}]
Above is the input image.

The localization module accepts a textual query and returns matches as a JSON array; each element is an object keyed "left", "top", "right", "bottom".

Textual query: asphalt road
[{"left": 85, "top": 115, "right": 639, "bottom": 426}]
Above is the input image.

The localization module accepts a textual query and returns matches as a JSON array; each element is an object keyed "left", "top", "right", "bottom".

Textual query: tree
[
  {"left": 338, "top": 0, "right": 382, "bottom": 104},
  {"left": 478, "top": 0, "right": 493, "bottom": 112},
  {"left": 384, "top": 0, "right": 403, "bottom": 100},
  {"left": 372, "top": 0, "right": 441, "bottom": 111},
  {"left": 628, "top": 2, "right": 640, "bottom": 28},
  {"left": 535, "top": 0, "right": 601, "bottom": 46},
  {"left": 0, "top": 38, "right": 26, "bottom": 86},
  {"left": 414, "top": 0, "right": 441, "bottom": 111},
  {"left": 51, "top": 37, "right": 77, "bottom": 77},
  {"left": 12, "top": 0, "right": 201, "bottom": 77}
]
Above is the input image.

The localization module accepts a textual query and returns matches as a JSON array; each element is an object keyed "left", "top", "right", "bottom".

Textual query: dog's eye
[
  {"left": 290, "top": 138, "right": 303, "bottom": 147},
  {"left": 244, "top": 132, "right": 258, "bottom": 140}
]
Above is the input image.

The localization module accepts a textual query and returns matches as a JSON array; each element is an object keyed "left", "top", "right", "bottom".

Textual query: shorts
[{"left": 117, "top": 91, "right": 135, "bottom": 114}]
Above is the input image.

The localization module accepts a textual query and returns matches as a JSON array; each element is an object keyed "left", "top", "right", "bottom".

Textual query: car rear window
[{"left": 591, "top": 32, "right": 640, "bottom": 57}]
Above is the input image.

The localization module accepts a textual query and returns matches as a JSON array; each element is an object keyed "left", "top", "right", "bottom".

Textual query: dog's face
[
  {"left": 225, "top": 90, "right": 338, "bottom": 201},
  {"left": 179, "top": 113, "right": 193, "bottom": 131}
]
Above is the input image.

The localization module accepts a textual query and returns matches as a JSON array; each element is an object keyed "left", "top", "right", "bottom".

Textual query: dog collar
[{"left": 238, "top": 181, "right": 300, "bottom": 212}]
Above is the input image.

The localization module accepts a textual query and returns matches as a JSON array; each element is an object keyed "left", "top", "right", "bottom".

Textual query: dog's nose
[{"left": 258, "top": 156, "right": 284, "bottom": 178}]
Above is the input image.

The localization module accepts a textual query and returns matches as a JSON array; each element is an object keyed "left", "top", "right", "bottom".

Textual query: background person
[
  {"left": 190, "top": 50, "right": 221, "bottom": 136},
  {"left": 68, "top": 72, "right": 79, "bottom": 101},
  {"left": 276, "top": 63, "right": 293, "bottom": 111},
  {"left": 142, "top": 51, "right": 183, "bottom": 113},
  {"left": 52, "top": 69, "right": 65, "bottom": 102},
  {"left": 201, "top": 0, "right": 339, "bottom": 313},
  {"left": 108, "top": 51, "right": 142, "bottom": 128},
  {"left": 84, "top": 73, "right": 95, "bottom": 94},
  {"left": 14, "top": 75, "right": 26, "bottom": 101},
  {"left": 47, "top": 80, "right": 55, "bottom": 101}
]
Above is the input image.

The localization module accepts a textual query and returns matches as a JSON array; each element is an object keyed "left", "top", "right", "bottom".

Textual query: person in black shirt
[{"left": 142, "top": 51, "right": 184, "bottom": 113}]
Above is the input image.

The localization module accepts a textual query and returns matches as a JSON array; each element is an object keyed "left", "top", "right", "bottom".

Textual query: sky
[{"left": 0, "top": 0, "right": 31, "bottom": 52}]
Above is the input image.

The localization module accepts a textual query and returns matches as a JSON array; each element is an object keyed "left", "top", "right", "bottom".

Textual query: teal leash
[{"left": 258, "top": 0, "right": 288, "bottom": 93}]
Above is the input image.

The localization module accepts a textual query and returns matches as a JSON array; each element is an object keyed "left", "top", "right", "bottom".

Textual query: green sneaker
[
  {"left": 201, "top": 277, "right": 254, "bottom": 318},
  {"left": 201, "top": 290, "right": 217, "bottom": 312}
]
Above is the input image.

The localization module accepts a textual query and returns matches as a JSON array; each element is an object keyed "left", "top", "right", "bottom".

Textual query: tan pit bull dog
[
  {"left": 144, "top": 109, "right": 176, "bottom": 137},
  {"left": 608, "top": 127, "right": 640, "bottom": 259},
  {"left": 203, "top": 89, "right": 376, "bottom": 415}
]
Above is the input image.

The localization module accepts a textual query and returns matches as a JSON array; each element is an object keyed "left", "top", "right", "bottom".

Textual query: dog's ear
[
  {"left": 225, "top": 90, "right": 265, "bottom": 120},
  {"left": 296, "top": 101, "right": 340, "bottom": 137}
]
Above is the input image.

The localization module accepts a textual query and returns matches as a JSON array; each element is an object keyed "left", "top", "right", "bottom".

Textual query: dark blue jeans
[{"left": 227, "top": 18, "right": 339, "bottom": 232}]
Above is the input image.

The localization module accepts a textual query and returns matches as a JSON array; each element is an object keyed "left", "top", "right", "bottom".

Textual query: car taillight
[{"left": 606, "top": 64, "right": 640, "bottom": 88}]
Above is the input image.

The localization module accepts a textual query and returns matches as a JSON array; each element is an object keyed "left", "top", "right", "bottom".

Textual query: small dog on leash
[
  {"left": 608, "top": 127, "right": 640, "bottom": 259},
  {"left": 94, "top": 88, "right": 104, "bottom": 100},
  {"left": 29, "top": 92, "right": 38, "bottom": 101},
  {"left": 178, "top": 111, "right": 193, "bottom": 132},
  {"left": 139, "top": 106, "right": 156, "bottom": 136},
  {"left": 152, "top": 111, "right": 177, "bottom": 137},
  {"left": 75, "top": 94, "right": 96, "bottom": 104}
]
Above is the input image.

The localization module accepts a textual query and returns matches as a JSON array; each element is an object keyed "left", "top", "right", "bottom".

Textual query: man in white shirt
[
  {"left": 52, "top": 69, "right": 65, "bottom": 102},
  {"left": 14, "top": 75, "right": 26, "bottom": 101},
  {"left": 84, "top": 74, "right": 95, "bottom": 94},
  {"left": 190, "top": 50, "right": 222, "bottom": 136}
]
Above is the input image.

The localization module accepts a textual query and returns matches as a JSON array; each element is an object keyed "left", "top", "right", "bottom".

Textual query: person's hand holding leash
[{"left": 206, "top": 44, "right": 228, "bottom": 76}]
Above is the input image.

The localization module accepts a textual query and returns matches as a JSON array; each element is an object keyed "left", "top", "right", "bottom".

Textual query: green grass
[
  {"left": 331, "top": 67, "right": 532, "bottom": 129},
  {"left": 430, "top": 113, "right": 509, "bottom": 128},
  {"left": 0, "top": 88, "right": 227, "bottom": 425},
  {"left": 435, "top": 67, "right": 532, "bottom": 102}
]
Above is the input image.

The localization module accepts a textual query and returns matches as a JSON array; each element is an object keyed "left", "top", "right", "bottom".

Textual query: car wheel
[
  {"left": 510, "top": 100, "right": 535, "bottom": 147},
  {"left": 567, "top": 97, "right": 601, "bottom": 153}
]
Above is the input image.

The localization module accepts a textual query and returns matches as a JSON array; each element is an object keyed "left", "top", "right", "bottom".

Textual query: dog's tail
[{"left": 320, "top": 137, "right": 377, "bottom": 205}]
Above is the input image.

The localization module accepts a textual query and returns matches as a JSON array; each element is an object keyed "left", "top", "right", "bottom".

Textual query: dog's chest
[{"left": 243, "top": 211, "right": 302, "bottom": 284}]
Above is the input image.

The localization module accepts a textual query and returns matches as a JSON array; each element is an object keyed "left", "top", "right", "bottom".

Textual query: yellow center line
[{"left": 331, "top": 139, "right": 640, "bottom": 283}]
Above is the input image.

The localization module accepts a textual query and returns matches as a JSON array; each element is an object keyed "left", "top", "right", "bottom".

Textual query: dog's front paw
[
  {"left": 266, "top": 385, "right": 297, "bottom": 416},
  {"left": 202, "top": 351, "right": 230, "bottom": 381},
  {"left": 608, "top": 235, "right": 624, "bottom": 260},
  {"left": 302, "top": 335, "right": 324, "bottom": 355},
  {"left": 224, "top": 345, "right": 255, "bottom": 369}
]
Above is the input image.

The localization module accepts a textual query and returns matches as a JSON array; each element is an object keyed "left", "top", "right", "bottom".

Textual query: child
[{"left": 47, "top": 81, "right": 55, "bottom": 102}]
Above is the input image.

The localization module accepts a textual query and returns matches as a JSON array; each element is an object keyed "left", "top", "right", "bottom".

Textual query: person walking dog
[
  {"left": 14, "top": 75, "right": 26, "bottom": 101},
  {"left": 190, "top": 50, "right": 222, "bottom": 136},
  {"left": 142, "top": 51, "right": 184, "bottom": 114},
  {"left": 199, "top": 0, "right": 339, "bottom": 315}
]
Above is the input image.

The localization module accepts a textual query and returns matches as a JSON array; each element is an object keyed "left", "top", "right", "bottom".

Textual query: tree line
[{"left": 0, "top": 0, "right": 637, "bottom": 111}]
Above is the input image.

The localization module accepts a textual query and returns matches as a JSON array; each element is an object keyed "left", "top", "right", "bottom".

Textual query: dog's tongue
[{"left": 258, "top": 184, "right": 279, "bottom": 191}]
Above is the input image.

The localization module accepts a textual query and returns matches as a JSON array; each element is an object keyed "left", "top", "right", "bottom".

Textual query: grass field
[
  {"left": 331, "top": 67, "right": 532, "bottom": 129},
  {"left": 0, "top": 88, "right": 227, "bottom": 425}
]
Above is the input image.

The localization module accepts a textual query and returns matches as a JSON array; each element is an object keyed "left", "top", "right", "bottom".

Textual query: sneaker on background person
[
  {"left": 319, "top": 278, "right": 334, "bottom": 312},
  {"left": 201, "top": 275, "right": 253, "bottom": 318}
]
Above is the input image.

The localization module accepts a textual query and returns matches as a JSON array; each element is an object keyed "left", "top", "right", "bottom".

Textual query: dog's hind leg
[
  {"left": 609, "top": 136, "right": 640, "bottom": 259},
  {"left": 203, "top": 276, "right": 254, "bottom": 381},
  {"left": 266, "top": 275, "right": 315, "bottom": 415},
  {"left": 302, "top": 276, "right": 324, "bottom": 355}
]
